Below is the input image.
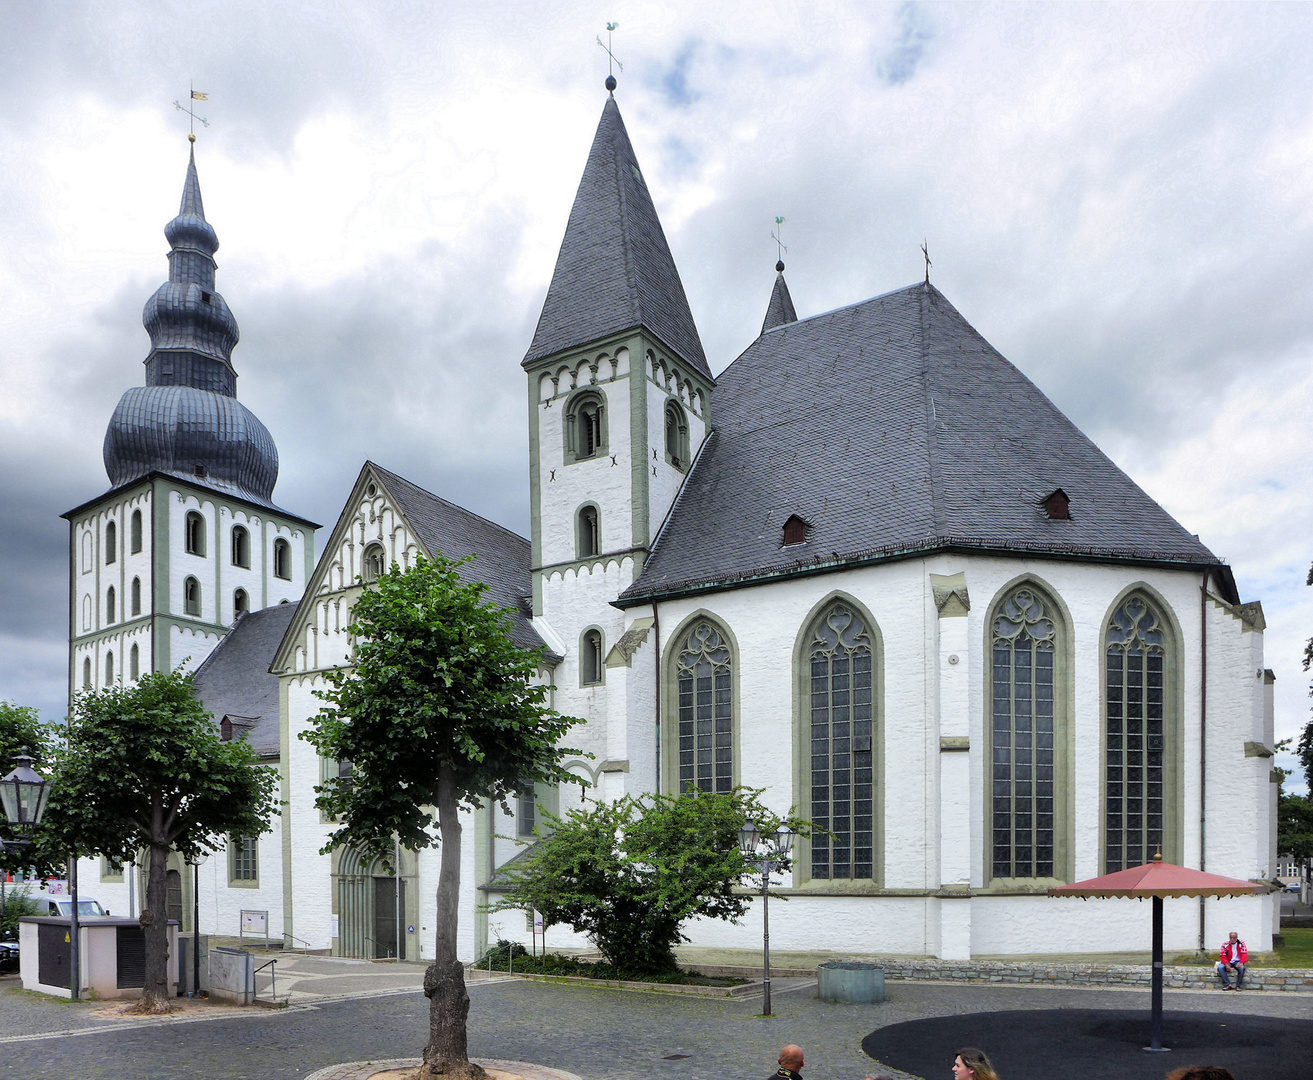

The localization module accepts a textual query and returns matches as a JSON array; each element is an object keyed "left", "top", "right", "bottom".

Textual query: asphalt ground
[{"left": 0, "top": 970, "right": 1308, "bottom": 1080}]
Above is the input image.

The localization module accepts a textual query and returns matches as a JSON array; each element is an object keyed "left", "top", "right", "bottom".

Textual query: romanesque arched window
[
  {"left": 131, "top": 577, "right": 141, "bottom": 616},
  {"left": 674, "top": 620, "right": 734, "bottom": 794},
  {"left": 106, "top": 586, "right": 116, "bottom": 624},
  {"left": 273, "top": 538, "right": 292, "bottom": 580},
  {"left": 988, "top": 583, "right": 1066, "bottom": 880},
  {"left": 231, "top": 525, "right": 250, "bottom": 568},
  {"left": 82, "top": 657, "right": 91, "bottom": 688},
  {"left": 105, "top": 521, "right": 117, "bottom": 564},
  {"left": 184, "top": 576, "right": 201, "bottom": 616},
  {"left": 581, "top": 628, "right": 604, "bottom": 686},
  {"left": 565, "top": 390, "right": 606, "bottom": 462},
  {"left": 129, "top": 644, "right": 139, "bottom": 681},
  {"left": 185, "top": 511, "right": 205, "bottom": 556},
  {"left": 234, "top": 588, "right": 249, "bottom": 617},
  {"left": 1104, "top": 592, "right": 1176, "bottom": 871},
  {"left": 665, "top": 400, "right": 689, "bottom": 470},
  {"left": 105, "top": 651, "right": 114, "bottom": 685},
  {"left": 130, "top": 509, "right": 143, "bottom": 553},
  {"left": 576, "top": 505, "right": 600, "bottom": 559},
  {"left": 804, "top": 601, "right": 878, "bottom": 881},
  {"left": 362, "top": 543, "right": 387, "bottom": 583}
]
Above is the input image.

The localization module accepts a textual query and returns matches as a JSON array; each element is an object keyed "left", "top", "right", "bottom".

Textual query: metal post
[
  {"left": 1146, "top": 895, "right": 1168, "bottom": 1052},
  {"left": 128, "top": 860, "right": 136, "bottom": 920},
  {"left": 761, "top": 859, "right": 772, "bottom": 1016},
  {"left": 192, "top": 860, "right": 200, "bottom": 996},
  {"left": 69, "top": 856, "right": 81, "bottom": 1001}
]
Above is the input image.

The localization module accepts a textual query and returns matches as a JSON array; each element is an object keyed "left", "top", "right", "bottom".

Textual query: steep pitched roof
[
  {"left": 191, "top": 602, "right": 297, "bottom": 756},
  {"left": 761, "top": 268, "right": 798, "bottom": 334},
  {"left": 620, "top": 283, "right": 1222, "bottom": 604},
  {"left": 523, "top": 95, "right": 710, "bottom": 377},
  {"left": 367, "top": 464, "right": 545, "bottom": 653}
]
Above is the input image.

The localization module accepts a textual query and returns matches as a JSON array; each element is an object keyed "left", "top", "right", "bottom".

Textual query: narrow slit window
[
  {"left": 105, "top": 521, "right": 117, "bottom": 564},
  {"left": 130, "top": 509, "right": 143, "bottom": 553},
  {"left": 184, "top": 576, "right": 201, "bottom": 617},
  {"left": 185, "top": 512, "right": 205, "bottom": 556}
]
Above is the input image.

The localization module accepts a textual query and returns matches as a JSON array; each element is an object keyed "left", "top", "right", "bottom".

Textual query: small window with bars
[{"left": 230, "top": 836, "right": 258, "bottom": 883}]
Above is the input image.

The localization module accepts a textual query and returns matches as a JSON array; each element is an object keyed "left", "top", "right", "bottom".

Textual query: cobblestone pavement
[
  {"left": 0, "top": 971, "right": 1307, "bottom": 1080},
  {"left": 253, "top": 955, "right": 429, "bottom": 1004}
]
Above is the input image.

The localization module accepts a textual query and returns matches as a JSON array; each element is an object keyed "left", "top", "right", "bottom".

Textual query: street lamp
[
  {"left": 0, "top": 750, "right": 51, "bottom": 933},
  {"left": 738, "top": 818, "right": 793, "bottom": 1017}
]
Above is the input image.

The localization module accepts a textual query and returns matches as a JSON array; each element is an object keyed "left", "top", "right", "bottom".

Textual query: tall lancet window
[
  {"left": 1104, "top": 594, "right": 1170, "bottom": 872},
  {"left": 990, "top": 586, "right": 1060, "bottom": 880},
  {"left": 806, "top": 602, "right": 876, "bottom": 881},
  {"left": 675, "top": 620, "right": 734, "bottom": 794}
]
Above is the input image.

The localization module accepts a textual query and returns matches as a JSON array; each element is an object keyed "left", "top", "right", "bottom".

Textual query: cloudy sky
[{"left": 2, "top": 2, "right": 1312, "bottom": 781}]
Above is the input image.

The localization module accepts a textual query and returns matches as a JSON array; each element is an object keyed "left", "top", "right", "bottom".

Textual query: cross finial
[
  {"left": 173, "top": 84, "right": 210, "bottom": 143},
  {"left": 597, "top": 23, "right": 622, "bottom": 92},
  {"left": 772, "top": 216, "right": 787, "bottom": 272},
  {"left": 921, "top": 240, "right": 932, "bottom": 286}
]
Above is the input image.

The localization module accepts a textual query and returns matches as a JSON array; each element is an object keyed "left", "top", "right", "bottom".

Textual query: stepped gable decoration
[
  {"left": 1051, "top": 854, "right": 1263, "bottom": 1052},
  {"left": 102, "top": 147, "right": 283, "bottom": 510},
  {"left": 523, "top": 92, "right": 709, "bottom": 377},
  {"left": 620, "top": 283, "right": 1227, "bottom": 606}
]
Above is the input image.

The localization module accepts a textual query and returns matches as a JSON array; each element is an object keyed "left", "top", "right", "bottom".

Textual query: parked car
[
  {"left": 1285, "top": 881, "right": 1302, "bottom": 893},
  {"left": 0, "top": 939, "right": 18, "bottom": 974},
  {"left": 39, "top": 897, "right": 107, "bottom": 917}
]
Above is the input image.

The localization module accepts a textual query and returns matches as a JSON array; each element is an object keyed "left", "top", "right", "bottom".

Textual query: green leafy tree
[
  {"left": 42, "top": 670, "right": 277, "bottom": 1013},
  {"left": 496, "top": 788, "right": 809, "bottom": 975},
  {"left": 302, "top": 554, "right": 583, "bottom": 1080},
  {"left": 0, "top": 702, "right": 61, "bottom": 880}
]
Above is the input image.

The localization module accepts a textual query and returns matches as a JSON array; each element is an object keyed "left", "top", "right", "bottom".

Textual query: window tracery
[{"left": 675, "top": 620, "right": 733, "bottom": 794}]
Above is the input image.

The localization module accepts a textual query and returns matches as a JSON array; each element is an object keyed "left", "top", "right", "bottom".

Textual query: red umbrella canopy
[{"left": 1049, "top": 853, "right": 1266, "bottom": 899}]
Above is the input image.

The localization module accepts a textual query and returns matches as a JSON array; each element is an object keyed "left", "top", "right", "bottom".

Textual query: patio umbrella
[{"left": 1049, "top": 853, "right": 1266, "bottom": 1052}]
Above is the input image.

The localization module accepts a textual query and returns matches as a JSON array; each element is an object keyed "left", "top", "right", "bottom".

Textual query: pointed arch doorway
[{"left": 332, "top": 845, "right": 417, "bottom": 959}]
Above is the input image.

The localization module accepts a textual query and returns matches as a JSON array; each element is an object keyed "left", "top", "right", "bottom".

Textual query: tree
[
  {"left": 0, "top": 702, "right": 61, "bottom": 881},
  {"left": 41, "top": 670, "right": 277, "bottom": 1013},
  {"left": 496, "top": 788, "right": 808, "bottom": 975},
  {"left": 302, "top": 554, "right": 583, "bottom": 1080}
]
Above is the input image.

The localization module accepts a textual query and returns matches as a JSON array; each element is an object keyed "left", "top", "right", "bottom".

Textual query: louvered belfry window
[
  {"left": 676, "top": 621, "right": 733, "bottom": 794},
  {"left": 808, "top": 604, "right": 874, "bottom": 880},
  {"left": 991, "top": 587, "right": 1057, "bottom": 879},
  {"left": 1104, "top": 595, "right": 1166, "bottom": 872}
]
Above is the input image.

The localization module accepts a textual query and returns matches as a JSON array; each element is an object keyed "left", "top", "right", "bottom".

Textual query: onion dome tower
[{"left": 102, "top": 147, "right": 279, "bottom": 507}]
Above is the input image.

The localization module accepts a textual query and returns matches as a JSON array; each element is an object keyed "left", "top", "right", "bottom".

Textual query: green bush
[{"left": 0, "top": 890, "right": 43, "bottom": 939}]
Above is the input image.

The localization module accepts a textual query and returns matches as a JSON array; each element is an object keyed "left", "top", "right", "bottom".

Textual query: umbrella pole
[{"left": 1145, "top": 894, "right": 1169, "bottom": 1052}]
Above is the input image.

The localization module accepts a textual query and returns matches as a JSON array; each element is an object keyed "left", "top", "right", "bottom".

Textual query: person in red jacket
[{"left": 1215, "top": 931, "right": 1248, "bottom": 989}]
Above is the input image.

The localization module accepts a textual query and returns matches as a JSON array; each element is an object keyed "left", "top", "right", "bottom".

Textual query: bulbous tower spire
[{"left": 103, "top": 148, "right": 279, "bottom": 506}]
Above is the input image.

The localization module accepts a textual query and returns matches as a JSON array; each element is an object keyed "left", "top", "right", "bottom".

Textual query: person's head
[
  {"left": 1166, "top": 1067, "right": 1236, "bottom": 1080},
  {"left": 1227, "top": 931, "right": 1238, "bottom": 943},
  {"left": 952, "top": 1048, "right": 999, "bottom": 1080},
  {"left": 778, "top": 1045, "right": 805, "bottom": 1072}
]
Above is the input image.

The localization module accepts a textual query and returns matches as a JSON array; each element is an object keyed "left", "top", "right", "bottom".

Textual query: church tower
[{"left": 63, "top": 146, "right": 317, "bottom": 700}]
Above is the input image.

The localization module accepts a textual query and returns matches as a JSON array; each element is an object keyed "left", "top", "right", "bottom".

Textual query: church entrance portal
[{"left": 333, "top": 845, "right": 415, "bottom": 960}]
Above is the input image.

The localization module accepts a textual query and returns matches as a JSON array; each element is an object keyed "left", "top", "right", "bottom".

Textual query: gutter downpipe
[
  {"left": 653, "top": 606, "right": 661, "bottom": 796},
  {"left": 1199, "top": 572, "right": 1208, "bottom": 953}
]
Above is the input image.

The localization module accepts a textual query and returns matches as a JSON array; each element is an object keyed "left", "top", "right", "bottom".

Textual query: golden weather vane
[
  {"left": 173, "top": 85, "right": 210, "bottom": 143},
  {"left": 597, "top": 22, "right": 622, "bottom": 90}
]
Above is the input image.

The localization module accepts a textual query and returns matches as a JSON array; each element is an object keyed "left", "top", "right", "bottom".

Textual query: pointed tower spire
[
  {"left": 761, "top": 260, "right": 798, "bottom": 334},
  {"left": 523, "top": 94, "right": 709, "bottom": 377}
]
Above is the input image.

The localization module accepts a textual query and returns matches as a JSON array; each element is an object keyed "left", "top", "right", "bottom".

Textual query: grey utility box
[{"left": 817, "top": 960, "right": 885, "bottom": 1004}]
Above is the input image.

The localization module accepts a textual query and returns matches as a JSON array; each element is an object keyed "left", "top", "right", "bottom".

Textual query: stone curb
[
  {"left": 304, "top": 1058, "right": 583, "bottom": 1080},
  {"left": 491, "top": 970, "right": 765, "bottom": 998}
]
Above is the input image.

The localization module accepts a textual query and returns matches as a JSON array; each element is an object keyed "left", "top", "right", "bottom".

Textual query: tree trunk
[
  {"left": 419, "top": 767, "right": 485, "bottom": 1080},
  {"left": 130, "top": 843, "right": 175, "bottom": 1013}
]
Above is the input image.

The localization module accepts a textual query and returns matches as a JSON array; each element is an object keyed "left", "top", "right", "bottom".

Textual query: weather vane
[
  {"left": 921, "top": 240, "right": 932, "bottom": 285},
  {"left": 597, "top": 22, "right": 622, "bottom": 91},
  {"left": 173, "top": 85, "right": 210, "bottom": 144},
  {"left": 772, "top": 216, "right": 787, "bottom": 271}
]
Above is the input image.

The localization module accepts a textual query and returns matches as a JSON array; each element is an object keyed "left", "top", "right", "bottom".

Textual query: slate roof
[
  {"left": 191, "top": 602, "right": 297, "bottom": 756},
  {"left": 762, "top": 269, "right": 798, "bottom": 334},
  {"left": 368, "top": 463, "right": 547, "bottom": 654},
  {"left": 620, "top": 283, "right": 1224, "bottom": 605},
  {"left": 523, "top": 95, "right": 710, "bottom": 378}
]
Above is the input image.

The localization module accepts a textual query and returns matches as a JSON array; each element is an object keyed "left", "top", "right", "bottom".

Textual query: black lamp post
[
  {"left": 0, "top": 750, "right": 52, "bottom": 911},
  {"left": 738, "top": 818, "right": 793, "bottom": 1017}
]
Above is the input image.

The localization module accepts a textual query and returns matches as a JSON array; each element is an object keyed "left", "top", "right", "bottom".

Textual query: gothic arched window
[
  {"left": 105, "top": 521, "right": 117, "bottom": 564},
  {"left": 988, "top": 584, "right": 1064, "bottom": 880},
  {"left": 664, "top": 400, "right": 689, "bottom": 470},
  {"left": 130, "top": 509, "right": 143, "bottom": 553},
  {"left": 184, "top": 576, "right": 201, "bottom": 616},
  {"left": 185, "top": 511, "right": 205, "bottom": 556},
  {"left": 565, "top": 390, "right": 606, "bottom": 462},
  {"left": 273, "top": 538, "right": 292, "bottom": 580},
  {"left": 576, "top": 505, "right": 600, "bottom": 559},
  {"left": 1104, "top": 593, "right": 1175, "bottom": 871},
  {"left": 231, "top": 525, "right": 250, "bottom": 568},
  {"left": 362, "top": 543, "right": 387, "bottom": 583},
  {"left": 674, "top": 620, "right": 734, "bottom": 794},
  {"left": 805, "top": 601, "right": 878, "bottom": 881}
]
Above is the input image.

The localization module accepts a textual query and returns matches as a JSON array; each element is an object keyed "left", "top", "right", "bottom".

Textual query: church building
[{"left": 70, "top": 83, "right": 1279, "bottom": 963}]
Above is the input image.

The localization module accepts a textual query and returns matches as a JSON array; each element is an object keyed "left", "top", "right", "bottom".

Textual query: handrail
[
  {"left": 253, "top": 957, "right": 278, "bottom": 1003},
  {"left": 280, "top": 932, "right": 313, "bottom": 955}
]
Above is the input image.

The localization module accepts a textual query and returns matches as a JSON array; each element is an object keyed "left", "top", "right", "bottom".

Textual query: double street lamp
[{"left": 737, "top": 818, "right": 793, "bottom": 1017}]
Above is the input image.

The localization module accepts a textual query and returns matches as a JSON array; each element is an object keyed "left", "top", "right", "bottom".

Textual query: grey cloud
[{"left": 876, "top": 3, "right": 933, "bottom": 86}]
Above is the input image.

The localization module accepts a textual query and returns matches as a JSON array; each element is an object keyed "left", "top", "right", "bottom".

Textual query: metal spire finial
[
  {"left": 772, "top": 216, "right": 787, "bottom": 272},
  {"left": 173, "top": 84, "right": 210, "bottom": 143},
  {"left": 921, "top": 240, "right": 932, "bottom": 286},
  {"left": 598, "top": 23, "right": 622, "bottom": 92}
]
